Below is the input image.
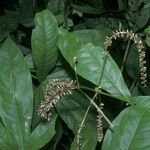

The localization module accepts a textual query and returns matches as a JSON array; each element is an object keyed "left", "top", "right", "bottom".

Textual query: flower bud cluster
[{"left": 37, "top": 79, "right": 76, "bottom": 121}]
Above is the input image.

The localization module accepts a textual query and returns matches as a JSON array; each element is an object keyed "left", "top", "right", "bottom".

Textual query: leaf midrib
[{"left": 11, "top": 62, "right": 25, "bottom": 150}]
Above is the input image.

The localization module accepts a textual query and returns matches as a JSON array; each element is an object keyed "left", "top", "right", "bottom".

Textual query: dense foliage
[{"left": 0, "top": 0, "right": 150, "bottom": 150}]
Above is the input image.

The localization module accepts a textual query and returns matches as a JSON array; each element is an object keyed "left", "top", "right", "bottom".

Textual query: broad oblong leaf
[
  {"left": 58, "top": 29, "right": 131, "bottom": 101},
  {"left": 0, "top": 37, "right": 33, "bottom": 149},
  {"left": 56, "top": 91, "right": 97, "bottom": 150},
  {"left": 32, "top": 9, "right": 58, "bottom": 81},
  {"left": 27, "top": 116, "right": 57, "bottom": 150},
  {"left": 102, "top": 106, "right": 150, "bottom": 150}
]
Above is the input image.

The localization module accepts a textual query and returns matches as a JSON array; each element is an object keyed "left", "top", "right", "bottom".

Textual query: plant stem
[
  {"left": 73, "top": 57, "right": 79, "bottom": 88},
  {"left": 76, "top": 93, "right": 97, "bottom": 150},
  {"left": 129, "top": 80, "right": 137, "bottom": 92},
  {"left": 79, "top": 90, "right": 114, "bottom": 129},
  {"left": 98, "top": 50, "right": 109, "bottom": 86},
  {"left": 31, "top": 74, "right": 38, "bottom": 80},
  {"left": 121, "top": 40, "right": 131, "bottom": 73},
  {"left": 76, "top": 104, "right": 92, "bottom": 150},
  {"left": 78, "top": 85, "right": 116, "bottom": 99}
]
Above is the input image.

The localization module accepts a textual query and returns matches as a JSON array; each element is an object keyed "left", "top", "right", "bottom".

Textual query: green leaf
[
  {"left": 47, "top": 0, "right": 64, "bottom": 15},
  {"left": 84, "top": 0, "right": 103, "bottom": 7},
  {"left": 125, "top": 0, "right": 150, "bottom": 31},
  {"left": 56, "top": 91, "right": 97, "bottom": 150},
  {"left": 144, "top": 26, "right": 150, "bottom": 47},
  {"left": 25, "top": 53, "right": 35, "bottom": 71},
  {"left": 58, "top": 28, "right": 82, "bottom": 63},
  {"left": 0, "top": 37, "right": 33, "bottom": 149},
  {"left": 0, "top": 123, "right": 12, "bottom": 150},
  {"left": 27, "top": 116, "right": 57, "bottom": 150},
  {"left": 144, "top": 2, "right": 150, "bottom": 8},
  {"left": 19, "top": 0, "right": 34, "bottom": 27},
  {"left": 32, "top": 9, "right": 58, "bottom": 82},
  {"left": 125, "top": 44, "right": 140, "bottom": 79},
  {"left": 32, "top": 84, "right": 45, "bottom": 129},
  {"left": 0, "top": 14, "right": 19, "bottom": 41},
  {"left": 58, "top": 29, "right": 131, "bottom": 101},
  {"left": 132, "top": 96, "right": 150, "bottom": 110},
  {"left": 102, "top": 106, "right": 150, "bottom": 150},
  {"left": 46, "top": 67, "right": 70, "bottom": 80},
  {"left": 77, "top": 43, "right": 131, "bottom": 101},
  {"left": 47, "top": 117, "right": 63, "bottom": 150},
  {"left": 74, "top": 25, "right": 112, "bottom": 47},
  {"left": 72, "top": 5, "right": 104, "bottom": 15}
]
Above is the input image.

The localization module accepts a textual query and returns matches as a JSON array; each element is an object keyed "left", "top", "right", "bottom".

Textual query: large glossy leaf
[
  {"left": 102, "top": 106, "right": 150, "bottom": 150},
  {"left": 32, "top": 9, "right": 58, "bottom": 82},
  {"left": 58, "top": 29, "right": 131, "bottom": 101},
  {"left": 56, "top": 91, "right": 97, "bottom": 150},
  {"left": 27, "top": 116, "right": 57, "bottom": 150},
  {"left": 0, "top": 37, "right": 33, "bottom": 149}
]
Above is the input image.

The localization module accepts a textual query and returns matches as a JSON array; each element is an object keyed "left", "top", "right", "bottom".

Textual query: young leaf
[
  {"left": 102, "top": 106, "right": 150, "bottom": 150},
  {"left": 56, "top": 91, "right": 97, "bottom": 150},
  {"left": 32, "top": 9, "right": 58, "bottom": 82},
  {"left": 0, "top": 37, "right": 33, "bottom": 149}
]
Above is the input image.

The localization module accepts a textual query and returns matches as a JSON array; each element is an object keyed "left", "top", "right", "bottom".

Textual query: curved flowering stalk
[
  {"left": 97, "top": 103, "right": 104, "bottom": 142},
  {"left": 104, "top": 30, "right": 147, "bottom": 87},
  {"left": 37, "top": 79, "right": 76, "bottom": 121}
]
